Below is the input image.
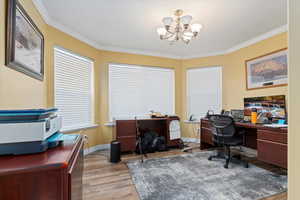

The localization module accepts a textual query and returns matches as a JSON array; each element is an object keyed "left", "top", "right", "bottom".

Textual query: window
[
  {"left": 54, "top": 47, "right": 94, "bottom": 131},
  {"left": 187, "top": 66, "right": 222, "bottom": 120},
  {"left": 109, "top": 63, "right": 175, "bottom": 120}
]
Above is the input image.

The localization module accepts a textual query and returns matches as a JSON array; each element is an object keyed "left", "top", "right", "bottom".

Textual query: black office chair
[{"left": 208, "top": 114, "right": 249, "bottom": 169}]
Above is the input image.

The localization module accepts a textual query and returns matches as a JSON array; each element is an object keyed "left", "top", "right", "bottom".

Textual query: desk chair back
[{"left": 209, "top": 115, "right": 235, "bottom": 137}]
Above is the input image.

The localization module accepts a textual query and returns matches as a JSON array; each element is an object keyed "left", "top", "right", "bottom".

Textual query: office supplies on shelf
[
  {"left": 0, "top": 108, "right": 63, "bottom": 155},
  {"left": 251, "top": 108, "right": 258, "bottom": 124},
  {"left": 149, "top": 110, "right": 167, "bottom": 118},
  {"left": 230, "top": 109, "right": 244, "bottom": 122},
  {"left": 244, "top": 95, "right": 287, "bottom": 122},
  {"left": 205, "top": 110, "right": 214, "bottom": 118},
  {"left": 278, "top": 119, "right": 286, "bottom": 125},
  {"left": 189, "top": 114, "right": 196, "bottom": 121},
  {"left": 264, "top": 124, "right": 288, "bottom": 128}
]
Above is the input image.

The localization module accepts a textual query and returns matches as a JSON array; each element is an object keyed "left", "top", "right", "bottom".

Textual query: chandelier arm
[
  {"left": 181, "top": 37, "right": 190, "bottom": 44},
  {"left": 163, "top": 33, "right": 175, "bottom": 40},
  {"left": 166, "top": 29, "right": 175, "bottom": 34}
]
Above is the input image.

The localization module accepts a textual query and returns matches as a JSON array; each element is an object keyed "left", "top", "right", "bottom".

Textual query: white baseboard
[
  {"left": 84, "top": 138, "right": 200, "bottom": 155},
  {"left": 84, "top": 143, "right": 110, "bottom": 155},
  {"left": 181, "top": 137, "right": 200, "bottom": 143}
]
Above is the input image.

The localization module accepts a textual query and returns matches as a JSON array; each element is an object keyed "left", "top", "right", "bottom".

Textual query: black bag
[
  {"left": 136, "top": 131, "right": 158, "bottom": 154},
  {"left": 152, "top": 136, "right": 168, "bottom": 152}
]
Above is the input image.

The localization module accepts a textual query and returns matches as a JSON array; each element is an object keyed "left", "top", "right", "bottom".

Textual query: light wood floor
[{"left": 83, "top": 143, "right": 287, "bottom": 200}]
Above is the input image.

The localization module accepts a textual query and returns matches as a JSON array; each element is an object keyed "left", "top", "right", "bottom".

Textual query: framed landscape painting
[
  {"left": 245, "top": 48, "right": 288, "bottom": 90},
  {"left": 6, "top": 0, "right": 44, "bottom": 81}
]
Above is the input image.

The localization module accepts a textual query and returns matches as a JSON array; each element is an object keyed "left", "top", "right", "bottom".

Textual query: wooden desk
[
  {"left": 115, "top": 117, "right": 181, "bottom": 152},
  {"left": 0, "top": 135, "right": 84, "bottom": 200},
  {"left": 200, "top": 119, "right": 287, "bottom": 169}
]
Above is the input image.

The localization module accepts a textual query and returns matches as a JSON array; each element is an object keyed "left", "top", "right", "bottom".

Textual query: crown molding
[
  {"left": 224, "top": 25, "right": 288, "bottom": 54},
  {"left": 181, "top": 51, "right": 227, "bottom": 60},
  {"left": 32, "top": 0, "right": 182, "bottom": 59},
  {"left": 33, "top": 0, "right": 287, "bottom": 60},
  {"left": 33, "top": 0, "right": 106, "bottom": 51},
  {"left": 183, "top": 25, "right": 288, "bottom": 59},
  {"left": 96, "top": 44, "right": 183, "bottom": 59}
]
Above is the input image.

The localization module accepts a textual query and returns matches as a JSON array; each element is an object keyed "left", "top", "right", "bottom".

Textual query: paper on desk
[{"left": 263, "top": 124, "right": 288, "bottom": 128}]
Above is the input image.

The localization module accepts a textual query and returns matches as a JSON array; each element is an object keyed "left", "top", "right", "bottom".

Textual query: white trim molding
[
  {"left": 32, "top": 0, "right": 182, "bottom": 59},
  {"left": 33, "top": 0, "right": 287, "bottom": 60},
  {"left": 224, "top": 25, "right": 288, "bottom": 54},
  {"left": 84, "top": 143, "right": 110, "bottom": 155}
]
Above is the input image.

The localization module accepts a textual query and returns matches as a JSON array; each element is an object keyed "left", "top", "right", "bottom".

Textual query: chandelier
[{"left": 157, "top": 9, "right": 202, "bottom": 44}]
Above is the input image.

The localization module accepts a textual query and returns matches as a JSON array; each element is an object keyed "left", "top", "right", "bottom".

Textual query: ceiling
[{"left": 33, "top": 0, "right": 287, "bottom": 59}]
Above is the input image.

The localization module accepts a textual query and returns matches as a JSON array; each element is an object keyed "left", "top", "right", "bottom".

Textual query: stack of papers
[{"left": 263, "top": 124, "right": 288, "bottom": 128}]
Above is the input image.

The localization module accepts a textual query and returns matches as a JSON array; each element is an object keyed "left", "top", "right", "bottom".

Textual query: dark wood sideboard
[
  {"left": 200, "top": 118, "right": 287, "bottom": 169},
  {"left": 115, "top": 117, "right": 181, "bottom": 152},
  {"left": 0, "top": 135, "right": 84, "bottom": 200}
]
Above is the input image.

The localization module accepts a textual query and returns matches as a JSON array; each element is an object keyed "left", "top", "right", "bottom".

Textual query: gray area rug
[{"left": 127, "top": 151, "right": 287, "bottom": 200}]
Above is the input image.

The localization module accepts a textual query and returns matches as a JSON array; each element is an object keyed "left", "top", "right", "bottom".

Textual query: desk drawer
[
  {"left": 201, "top": 120, "right": 211, "bottom": 129},
  {"left": 257, "top": 130, "right": 287, "bottom": 144},
  {"left": 201, "top": 127, "right": 213, "bottom": 145},
  {"left": 116, "top": 120, "right": 136, "bottom": 137},
  {"left": 117, "top": 136, "right": 136, "bottom": 152},
  {"left": 257, "top": 139, "right": 287, "bottom": 169}
]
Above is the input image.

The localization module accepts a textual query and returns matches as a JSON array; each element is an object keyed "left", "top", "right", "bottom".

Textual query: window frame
[
  {"left": 54, "top": 46, "right": 96, "bottom": 132},
  {"left": 186, "top": 66, "right": 223, "bottom": 121},
  {"left": 108, "top": 63, "right": 175, "bottom": 121}
]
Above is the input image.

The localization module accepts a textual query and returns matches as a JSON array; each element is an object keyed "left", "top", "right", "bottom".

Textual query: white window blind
[
  {"left": 187, "top": 66, "right": 222, "bottom": 120},
  {"left": 109, "top": 64, "right": 175, "bottom": 120},
  {"left": 54, "top": 47, "right": 94, "bottom": 131}
]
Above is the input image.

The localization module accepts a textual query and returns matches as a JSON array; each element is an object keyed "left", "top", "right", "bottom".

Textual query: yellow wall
[
  {"left": 0, "top": 0, "right": 288, "bottom": 147},
  {"left": 0, "top": 0, "right": 47, "bottom": 109},
  {"left": 0, "top": 0, "right": 182, "bottom": 148},
  {"left": 288, "top": 0, "right": 300, "bottom": 199},
  {"left": 181, "top": 33, "right": 288, "bottom": 138}
]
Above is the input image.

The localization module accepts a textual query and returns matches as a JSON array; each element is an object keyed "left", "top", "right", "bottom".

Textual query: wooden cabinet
[
  {"left": 115, "top": 117, "right": 181, "bottom": 153},
  {"left": 0, "top": 135, "right": 84, "bottom": 200},
  {"left": 115, "top": 120, "right": 137, "bottom": 152},
  {"left": 200, "top": 119, "right": 214, "bottom": 149},
  {"left": 257, "top": 128, "right": 287, "bottom": 169}
]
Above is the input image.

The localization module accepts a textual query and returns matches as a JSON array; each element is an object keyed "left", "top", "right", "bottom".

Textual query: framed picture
[
  {"left": 245, "top": 48, "right": 288, "bottom": 90},
  {"left": 6, "top": 0, "right": 44, "bottom": 81}
]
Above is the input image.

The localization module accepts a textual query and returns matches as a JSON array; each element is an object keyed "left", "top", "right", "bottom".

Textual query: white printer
[{"left": 0, "top": 108, "right": 63, "bottom": 155}]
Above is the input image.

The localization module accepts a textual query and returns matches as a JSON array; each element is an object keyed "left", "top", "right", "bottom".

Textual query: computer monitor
[
  {"left": 231, "top": 109, "right": 244, "bottom": 122},
  {"left": 244, "top": 95, "right": 286, "bottom": 119}
]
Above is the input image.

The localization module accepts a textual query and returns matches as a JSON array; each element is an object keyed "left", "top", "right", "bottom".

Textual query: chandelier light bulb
[
  {"left": 191, "top": 23, "right": 203, "bottom": 33},
  {"left": 184, "top": 31, "right": 194, "bottom": 37},
  {"left": 162, "top": 17, "right": 173, "bottom": 26},
  {"left": 181, "top": 15, "right": 193, "bottom": 25},
  {"left": 157, "top": 27, "right": 167, "bottom": 36},
  {"left": 182, "top": 34, "right": 192, "bottom": 41}
]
